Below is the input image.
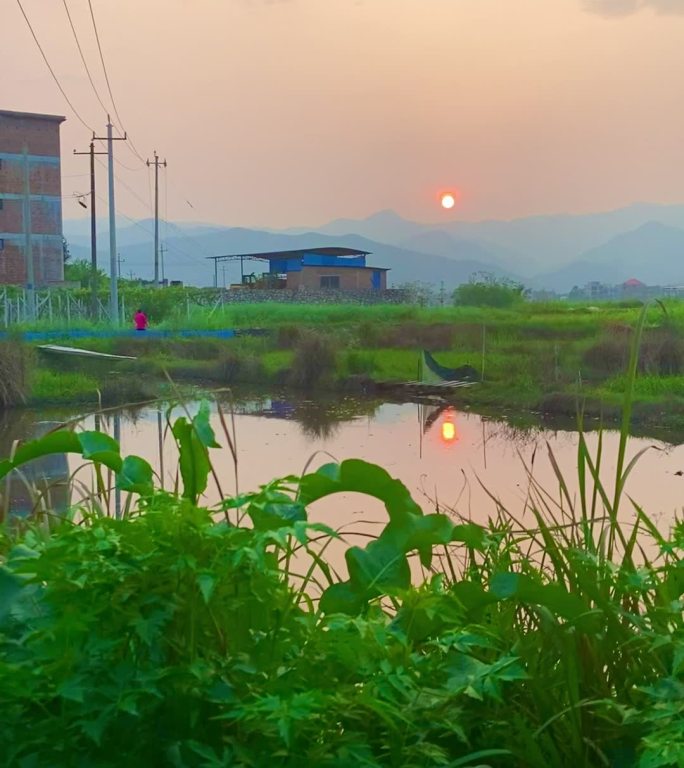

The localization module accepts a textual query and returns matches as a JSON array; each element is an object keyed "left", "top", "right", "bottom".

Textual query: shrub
[
  {"left": 289, "top": 331, "right": 337, "bottom": 389},
  {"left": 453, "top": 273, "right": 526, "bottom": 308}
]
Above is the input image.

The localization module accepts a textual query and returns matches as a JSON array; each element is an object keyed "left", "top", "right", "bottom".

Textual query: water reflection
[
  {"left": 0, "top": 410, "right": 70, "bottom": 518},
  {"left": 0, "top": 394, "right": 682, "bottom": 534}
]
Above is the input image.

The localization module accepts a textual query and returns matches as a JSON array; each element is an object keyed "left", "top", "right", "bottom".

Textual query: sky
[{"left": 4, "top": 0, "right": 684, "bottom": 229}]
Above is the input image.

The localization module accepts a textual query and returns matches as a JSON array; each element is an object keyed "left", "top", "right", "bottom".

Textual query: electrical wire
[
  {"left": 93, "top": 191, "right": 204, "bottom": 269},
  {"left": 15, "top": 0, "right": 93, "bottom": 132},
  {"left": 62, "top": 0, "right": 110, "bottom": 119},
  {"left": 87, "top": 0, "right": 147, "bottom": 164},
  {"left": 95, "top": 156, "right": 152, "bottom": 214}
]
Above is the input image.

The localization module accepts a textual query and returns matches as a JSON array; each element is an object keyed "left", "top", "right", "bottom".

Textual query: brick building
[
  {"left": 0, "top": 110, "right": 66, "bottom": 286},
  {"left": 212, "top": 247, "right": 389, "bottom": 291}
]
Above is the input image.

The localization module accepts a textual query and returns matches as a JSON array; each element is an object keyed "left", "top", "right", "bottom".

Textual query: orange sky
[{"left": 4, "top": 0, "right": 684, "bottom": 228}]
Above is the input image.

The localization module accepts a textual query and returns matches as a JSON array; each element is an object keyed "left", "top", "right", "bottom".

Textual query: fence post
[{"left": 66, "top": 294, "right": 71, "bottom": 326}]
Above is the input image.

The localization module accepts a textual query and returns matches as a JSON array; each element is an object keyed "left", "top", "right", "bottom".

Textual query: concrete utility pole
[
  {"left": 22, "top": 146, "right": 35, "bottom": 320},
  {"left": 146, "top": 151, "right": 166, "bottom": 287},
  {"left": 160, "top": 243, "right": 167, "bottom": 284},
  {"left": 93, "top": 118, "right": 126, "bottom": 324},
  {"left": 74, "top": 137, "right": 107, "bottom": 319}
]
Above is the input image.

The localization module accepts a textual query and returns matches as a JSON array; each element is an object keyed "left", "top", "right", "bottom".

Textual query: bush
[
  {"left": 453, "top": 273, "right": 526, "bottom": 308},
  {"left": 289, "top": 331, "right": 337, "bottom": 389}
]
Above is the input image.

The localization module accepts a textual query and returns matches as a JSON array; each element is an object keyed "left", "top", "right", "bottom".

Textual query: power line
[
  {"left": 62, "top": 0, "right": 110, "bottom": 118},
  {"left": 15, "top": 0, "right": 93, "bottom": 132},
  {"left": 95, "top": 156, "right": 151, "bottom": 213},
  {"left": 86, "top": 0, "right": 147, "bottom": 164},
  {"left": 92, "top": 191, "right": 201, "bottom": 267}
]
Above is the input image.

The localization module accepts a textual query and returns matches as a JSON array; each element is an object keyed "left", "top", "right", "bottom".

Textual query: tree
[
  {"left": 453, "top": 272, "right": 526, "bottom": 308},
  {"left": 64, "top": 258, "right": 107, "bottom": 288}
]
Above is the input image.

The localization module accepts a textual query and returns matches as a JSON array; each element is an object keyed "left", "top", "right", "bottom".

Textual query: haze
[{"left": 4, "top": 0, "right": 684, "bottom": 229}]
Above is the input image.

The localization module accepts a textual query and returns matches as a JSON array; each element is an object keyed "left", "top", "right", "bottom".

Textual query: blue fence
[{"left": 0, "top": 328, "right": 260, "bottom": 342}]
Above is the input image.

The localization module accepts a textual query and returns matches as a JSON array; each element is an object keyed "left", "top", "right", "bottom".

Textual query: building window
[
  {"left": 320, "top": 275, "right": 340, "bottom": 289},
  {"left": 0, "top": 239, "right": 4, "bottom": 251}
]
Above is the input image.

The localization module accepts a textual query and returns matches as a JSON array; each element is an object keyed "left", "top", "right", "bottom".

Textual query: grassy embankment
[
  {"left": 1, "top": 317, "right": 683, "bottom": 766},
  {"left": 9, "top": 300, "right": 684, "bottom": 431}
]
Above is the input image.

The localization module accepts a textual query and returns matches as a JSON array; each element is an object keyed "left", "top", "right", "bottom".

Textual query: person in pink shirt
[{"left": 134, "top": 309, "right": 148, "bottom": 331}]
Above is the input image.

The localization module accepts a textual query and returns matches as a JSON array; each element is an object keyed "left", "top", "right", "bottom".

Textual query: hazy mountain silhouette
[
  {"left": 64, "top": 202, "right": 684, "bottom": 290},
  {"left": 533, "top": 222, "right": 684, "bottom": 290},
  {"left": 283, "top": 202, "right": 684, "bottom": 276},
  {"left": 65, "top": 223, "right": 514, "bottom": 288}
]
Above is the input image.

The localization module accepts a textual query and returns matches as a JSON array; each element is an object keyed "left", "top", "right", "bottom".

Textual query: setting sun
[{"left": 440, "top": 193, "right": 455, "bottom": 210}]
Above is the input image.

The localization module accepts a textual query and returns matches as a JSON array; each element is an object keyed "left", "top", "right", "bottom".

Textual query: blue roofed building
[{"left": 210, "top": 247, "right": 389, "bottom": 291}]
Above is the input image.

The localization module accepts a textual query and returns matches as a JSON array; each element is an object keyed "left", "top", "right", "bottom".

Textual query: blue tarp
[{"left": 0, "top": 329, "right": 240, "bottom": 342}]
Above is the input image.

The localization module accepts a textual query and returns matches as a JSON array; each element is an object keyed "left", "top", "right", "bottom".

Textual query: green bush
[
  {"left": 453, "top": 273, "right": 526, "bottom": 308},
  {"left": 289, "top": 331, "right": 337, "bottom": 389}
]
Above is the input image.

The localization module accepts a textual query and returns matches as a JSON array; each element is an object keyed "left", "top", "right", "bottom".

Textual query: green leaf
[
  {"left": 346, "top": 540, "right": 411, "bottom": 597},
  {"left": 320, "top": 581, "right": 367, "bottom": 615},
  {"left": 489, "top": 572, "right": 592, "bottom": 625},
  {"left": 193, "top": 400, "right": 221, "bottom": 448},
  {"left": 197, "top": 573, "right": 215, "bottom": 604},
  {"left": 116, "top": 455, "right": 154, "bottom": 496},
  {"left": 248, "top": 494, "right": 307, "bottom": 531},
  {"left": 299, "top": 459, "right": 423, "bottom": 525},
  {"left": 0, "top": 565, "right": 24, "bottom": 623},
  {"left": 172, "top": 416, "right": 211, "bottom": 503},
  {"left": 78, "top": 432, "right": 121, "bottom": 464},
  {"left": 452, "top": 523, "right": 487, "bottom": 551},
  {"left": 10, "top": 430, "right": 81, "bottom": 468}
]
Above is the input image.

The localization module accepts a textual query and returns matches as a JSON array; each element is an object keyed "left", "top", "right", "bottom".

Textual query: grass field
[{"left": 9, "top": 299, "right": 684, "bottom": 435}]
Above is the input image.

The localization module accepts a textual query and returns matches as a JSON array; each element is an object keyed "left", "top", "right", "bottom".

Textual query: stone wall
[{"left": 219, "top": 288, "right": 411, "bottom": 305}]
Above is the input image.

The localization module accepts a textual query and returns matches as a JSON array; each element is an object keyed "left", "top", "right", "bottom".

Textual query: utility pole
[
  {"left": 22, "top": 146, "right": 35, "bottom": 320},
  {"left": 146, "top": 151, "right": 166, "bottom": 287},
  {"left": 93, "top": 118, "right": 126, "bottom": 324},
  {"left": 74, "top": 137, "right": 107, "bottom": 319},
  {"left": 160, "top": 243, "right": 167, "bottom": 284}
]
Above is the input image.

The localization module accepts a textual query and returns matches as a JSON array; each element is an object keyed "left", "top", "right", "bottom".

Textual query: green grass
[
  {"left": 30, "top": 368, "right": 100, "bottom": 404},
  {"left": 15, "top": 298, "right": 684, "bottom": 433}
]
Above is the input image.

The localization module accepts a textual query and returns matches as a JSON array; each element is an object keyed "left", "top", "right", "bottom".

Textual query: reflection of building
[
  {"left": 0, "top": 417, "right": 69, "bottom": 517},
  {"left": 0, "top": 110, "right": 66, "bottom": 286},
  {"left": 211, "top": 247, "right": 389, "bottom": 292}
]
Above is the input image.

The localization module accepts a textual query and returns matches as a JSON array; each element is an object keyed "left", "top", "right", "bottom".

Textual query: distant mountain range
[{"left": 64, "top": 202, "right": 684, "bottom": 292}]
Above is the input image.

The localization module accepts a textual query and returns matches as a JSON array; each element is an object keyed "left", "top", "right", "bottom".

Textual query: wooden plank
[{"left": 38, "top": 345, "right": 137, "bottom": 361}]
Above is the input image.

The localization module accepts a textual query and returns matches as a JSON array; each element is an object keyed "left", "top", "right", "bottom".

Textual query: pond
[{"left": 1, "top": 393, "right": 682, "bottom": 539}]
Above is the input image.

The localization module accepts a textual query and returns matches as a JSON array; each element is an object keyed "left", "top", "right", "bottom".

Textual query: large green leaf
[
  {"left": 116, "top": 455, "right": 154, "bottom": 496},
  {"left": 299, "top": 460, "right": 423, "bottom": 525},
  {"left": 172, "top": 416, "right": 211, "bottom": 503},
  {"left": 346, "top": 540, "right": 411, "bottom": 597},
  {"left": 193, "top": 401, "right": 220, "bottom": 449},
  {"left": 319, "top": 580, "right": 367, "bottom": 615},
  {"left": 0, "top": 429, "right": 123, "bottom": 485}
]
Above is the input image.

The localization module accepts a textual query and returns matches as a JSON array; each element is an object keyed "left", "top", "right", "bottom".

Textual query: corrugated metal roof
[{"left": 208, "top": 247, "right": 371, "bottom": 262}]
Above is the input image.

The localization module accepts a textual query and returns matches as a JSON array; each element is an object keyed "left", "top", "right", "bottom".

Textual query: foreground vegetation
[
  {"left": 1, "top": 332, "right": 683, "bottom": 764},
  {"left": 6, "top": 297, "right": 684, "bottom": 434}
]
